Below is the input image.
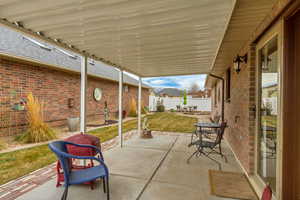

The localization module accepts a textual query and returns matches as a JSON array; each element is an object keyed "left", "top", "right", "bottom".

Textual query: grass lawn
[
  {"left": 261, "top": 115, "right": 277, "bottom": 128},
  {"left": 0, "top": 119, "right": 137, "bottom": 185},
  {"left": 0, "top": 112, "right": 197, "bottom": 185},
  {"left": 148, "top": 112, "right": 197, "bottom": 133}
]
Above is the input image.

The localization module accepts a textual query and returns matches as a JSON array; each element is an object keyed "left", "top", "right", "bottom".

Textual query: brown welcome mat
[{"left": 209, "top": 170, "right": 258, "bottom": 200}]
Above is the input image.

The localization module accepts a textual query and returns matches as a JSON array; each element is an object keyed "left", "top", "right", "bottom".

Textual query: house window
[{"left": 226, "top": 68, "right": 231, "bottom": 101}]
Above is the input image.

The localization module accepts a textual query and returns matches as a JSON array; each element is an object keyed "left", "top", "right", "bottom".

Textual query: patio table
[{"left": 191, "top": 122, "right": 222, "bottom": 144}]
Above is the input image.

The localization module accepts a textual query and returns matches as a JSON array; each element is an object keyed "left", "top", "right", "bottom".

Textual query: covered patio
[
  {"left": 0, "top": 0, "right": 281, "bottom": 199},
  {"left": 16, "top": 132, "right": 241, "bottom": 200}
]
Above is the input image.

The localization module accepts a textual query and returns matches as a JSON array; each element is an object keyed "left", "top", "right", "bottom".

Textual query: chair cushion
[
  {"left": 69, "top": 165, "right": 106, "bottom": 185},
  {"left": 261, "top": 185, "right": 272, "bottom": 200}
]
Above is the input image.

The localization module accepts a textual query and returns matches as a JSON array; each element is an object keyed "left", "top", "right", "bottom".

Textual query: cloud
[
  {"left": 149, "top": 79, "right": 166, "bottom": 85},
  {"left": 121, "top": 71, "right": 207, "bottom": 90},
  {"left": 143, "top": 74, "right": 207, "bottom": 90}
]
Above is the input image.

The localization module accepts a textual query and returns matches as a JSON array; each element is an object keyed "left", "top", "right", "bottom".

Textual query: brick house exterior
[
  {"left": 0, "top": 58, "right": 149, "bottom": 136},
  {"left": 210, "top": 45, "right": 256, "bottom": 175},
  {"left": 208, "top": 0, "right": 300, "bottom": 198}
]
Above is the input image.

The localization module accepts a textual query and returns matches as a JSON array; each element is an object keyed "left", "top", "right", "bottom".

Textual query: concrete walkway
[{"left": 17, "top": 132, "right": 241, "bottom": 200}]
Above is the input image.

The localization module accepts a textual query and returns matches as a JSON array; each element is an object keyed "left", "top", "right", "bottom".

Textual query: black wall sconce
[{"left": 233, "top": 54, "right": 248, "bottom": 73}]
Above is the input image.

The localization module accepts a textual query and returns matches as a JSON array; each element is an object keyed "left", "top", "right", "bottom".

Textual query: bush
[
  {"left": 170, "top": 109, "right": 175, "bottom": 112},
  {"left": 18, "top": 93, "right": 56, "bottom": 143},
  {"left": 142, "top": 106, "right": 148, "bottom": 114},
  {"left": 128, "top": 98, "right": 137, "bottom": 117},
  {"left": 157, "top": 105, "right": 165, "bottom": 112}
]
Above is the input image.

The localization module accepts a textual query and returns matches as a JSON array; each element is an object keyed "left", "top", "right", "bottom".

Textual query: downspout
[{"left": 209, "top": 74, "right": 224, "bottom": 122}]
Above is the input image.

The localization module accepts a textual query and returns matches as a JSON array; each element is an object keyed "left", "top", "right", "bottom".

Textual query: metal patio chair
[
  {"left": 49, "top": 141, "right": 110, "bottom": 200},
  {"left": 201, "top": 115, "right": 221, "bottom": 138},
  {"left": 209, "top": 115, "right": 221, "bottom": 124},
  {"left": 187, "top": 122, "right": 227, "bottom": 170}
]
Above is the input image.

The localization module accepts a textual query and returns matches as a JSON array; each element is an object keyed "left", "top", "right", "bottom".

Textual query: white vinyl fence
[{"left": 149, "top": 95, "right": 211, "bottom": 112}]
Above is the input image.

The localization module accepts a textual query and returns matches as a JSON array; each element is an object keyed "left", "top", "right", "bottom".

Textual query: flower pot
[
  {"left": 141, "top": 130, "right": 153, "bottom": 139},
  {"left": 67, "top": 117, "right": 79, "bottom": 132}
]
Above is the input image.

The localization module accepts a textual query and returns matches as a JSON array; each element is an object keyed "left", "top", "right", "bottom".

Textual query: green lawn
[
  {"left": 261, "top": 115, "right": 277, "bottom": 128},
  {"left": 0, "top": 119, "right": 137, "bottom": 185},
  {"left": 148, "top": 112, "right": 197, "bottom": 133},
  {"left": 0, "top": 112, "right": 197, "bottom": 185}
]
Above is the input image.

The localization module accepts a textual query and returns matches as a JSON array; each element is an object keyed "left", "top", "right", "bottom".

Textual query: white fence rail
[{"left": 149, "top": 95, "right": 211, "bottom": 112}]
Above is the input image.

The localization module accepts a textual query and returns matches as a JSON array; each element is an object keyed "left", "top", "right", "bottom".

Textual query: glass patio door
[{"left": 257, "top": 36, "right": 278, "bottom": 192}]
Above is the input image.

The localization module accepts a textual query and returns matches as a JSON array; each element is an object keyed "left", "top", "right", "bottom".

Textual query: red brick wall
[
  {"left": 211, "top": 46, "right": 256, "bottom": 174},
  {"left": 0, "top": 58, "right": 149, "bottom": 136}
]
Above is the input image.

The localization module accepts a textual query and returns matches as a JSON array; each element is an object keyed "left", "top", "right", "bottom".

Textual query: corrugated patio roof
[
  {"left": 0, "top": 0, "right": 235, "bottom": 77},
  {"left": 0, "top": 26, "right": 150, "bottom": 88},
  {"left": 0, "top": 0, "right": 276, "bottom": 79}
]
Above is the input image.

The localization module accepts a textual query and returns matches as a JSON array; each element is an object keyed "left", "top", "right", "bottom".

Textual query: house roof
[
  {"left": 0, "top": 26, "right": 150, "bottom": 88},
  {"left": 156, "top": 88, "right": 183, "bottom": 97}
]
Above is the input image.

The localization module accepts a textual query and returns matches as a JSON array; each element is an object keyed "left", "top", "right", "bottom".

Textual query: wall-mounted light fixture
[{"left": 233, "top": 54, "right": 248, "bottom": 73}]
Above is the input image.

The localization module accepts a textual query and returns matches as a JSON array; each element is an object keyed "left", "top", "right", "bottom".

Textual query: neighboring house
[
  {"left": 188, "top": 89, "right": 211, "bottom": 98},
  {"left": 0, "top": 26, "right": 150, "bottom": 136},
  {"left": 155, "top": 88, "right": 183, "bottom": 97}
]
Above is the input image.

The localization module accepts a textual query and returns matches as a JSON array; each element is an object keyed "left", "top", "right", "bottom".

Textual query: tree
[
  {"left": 183, "top": 90, "right": 187, "bottom": 105},
  {"left": 189, "top": 83, "right": 200, "bottom": 93}
]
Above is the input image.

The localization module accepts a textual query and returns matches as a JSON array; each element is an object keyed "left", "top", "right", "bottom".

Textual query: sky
[
  {"left": 123, "top": 71, "right": 207, "bottom": 90},
  {"left": 143, "top": 74, "right": 207, "bottom": 90}
]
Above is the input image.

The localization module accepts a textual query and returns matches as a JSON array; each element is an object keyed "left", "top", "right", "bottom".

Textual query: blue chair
[{"left": 49, "top": 141, "right": 109, "bottom": 200}]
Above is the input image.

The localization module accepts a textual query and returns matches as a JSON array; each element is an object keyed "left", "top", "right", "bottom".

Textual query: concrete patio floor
[{"left": 17, "top": 132, "right": 242, "bottom": 200}]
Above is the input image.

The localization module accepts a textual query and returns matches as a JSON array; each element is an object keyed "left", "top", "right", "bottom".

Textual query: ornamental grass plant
[
  {"left": 18, "top": 93, "right": 56, "bottom": 143},
  {"left": 0, "top": 139, "right": 7, "bottom": 150},
  {"left": 128, "top": 98, "right": 137, "bottom": 117}
]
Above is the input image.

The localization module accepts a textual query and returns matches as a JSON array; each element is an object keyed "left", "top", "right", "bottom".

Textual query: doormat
[{"left": 209, "top": 170, "right": 258, "bottom": 200}]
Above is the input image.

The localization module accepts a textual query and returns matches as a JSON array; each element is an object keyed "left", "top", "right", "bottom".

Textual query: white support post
[
  {"left": 138, "top": 77, "right": 142, "bottom": 135},
  {"left": 118, "top": 70, "right": 123, "bottom": 147},
  {"left": 80, "top": 56, "right": 88, "bottom": 134}
]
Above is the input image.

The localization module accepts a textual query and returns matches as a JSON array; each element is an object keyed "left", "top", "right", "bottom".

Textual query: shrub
[
  {"left": 183, "top": 90, "right": 187, "bottom": 105},
  {"left": 18, "top": 93, "right": 56, "bottom": 143},
  {"left": 142, "top": 106, "right": 148, "bottom": 114},
  {"left": 170, "top": 109, "right": 175, "bottom": 112},
  {"left": 157, "top": 105, "right": 165, "bottom": 112},
  {"left": 128, "top": 98, "right": 137, "bottom": 117}
]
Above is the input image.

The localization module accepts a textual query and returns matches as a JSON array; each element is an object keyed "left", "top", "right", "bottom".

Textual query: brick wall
[
  {"left": 211, "top": 46, "right": 256, "bottom": 174},
  {"left": 0, "top": 58, "right": 149, "bottom": 136}
]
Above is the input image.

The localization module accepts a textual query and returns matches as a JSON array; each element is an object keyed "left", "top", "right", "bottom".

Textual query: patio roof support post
[
  {"left": 118, "top": 70, "right": 123, "bottom": 147},
  {"left": 138, "top": 77, "right": 142, "bottom": 135},
  {"left": 80, "top": 55, "right": 88, "bottom": 133}
]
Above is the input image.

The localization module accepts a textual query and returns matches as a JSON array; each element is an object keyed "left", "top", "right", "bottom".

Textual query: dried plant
[
  {"left": 0, "top": 139, "right": 7, "bottom": 150},
  {"left": 128, "top": 98, "right": 137, "bottom": 117},
  {"left": 19, "top": 93, "right": 56, "bottom": 143}
]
